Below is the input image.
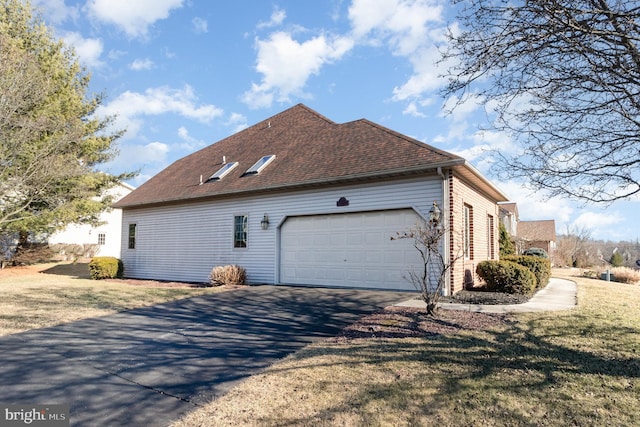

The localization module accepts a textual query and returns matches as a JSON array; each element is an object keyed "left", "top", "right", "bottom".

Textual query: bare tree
[
  {"left": 443, "top": 0, "right": 640, "bottom": 203},
  {"left": 394, "top": 209, "right": 462, "bottom": 316},
  {"left": 554, "top": 225, "right": 593, "bottom": 267}
]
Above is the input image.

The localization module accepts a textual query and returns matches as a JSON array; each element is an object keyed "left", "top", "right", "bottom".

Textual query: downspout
[{"left": 436, "top": 167, "right": 450, "bottom": 296}]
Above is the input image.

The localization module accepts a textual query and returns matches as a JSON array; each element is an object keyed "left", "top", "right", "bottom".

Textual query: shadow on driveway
[{"left": 0, "top": 285, "right": 410, "bottom": 426}]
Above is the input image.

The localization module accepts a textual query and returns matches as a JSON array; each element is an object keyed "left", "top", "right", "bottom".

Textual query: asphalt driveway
[{"left": 0, "top": 285, "right": 409, "bottom": 426}]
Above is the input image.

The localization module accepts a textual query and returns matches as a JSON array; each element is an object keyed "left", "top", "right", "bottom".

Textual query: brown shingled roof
[
  {"left": 518, "top": 220, "right": 557, "bottom": 242},
  {"left": 115, "top": 104, "right": 466, "bottom": 208}
]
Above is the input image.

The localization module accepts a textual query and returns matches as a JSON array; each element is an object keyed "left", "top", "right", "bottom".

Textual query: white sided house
[
  {"left": 114, "top": 105, "right": 508, "bottom": 293},
  {"left": 49, "top": 182, "right": 134, "bottom": 258}
]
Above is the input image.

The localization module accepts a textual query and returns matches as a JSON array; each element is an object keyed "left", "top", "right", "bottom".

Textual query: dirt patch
[
  {"left": 104, "top": 278, "right": 212, "bottom": 288},
  {"left": 334, "top": 306, "right": 512, "bottom": 340}
]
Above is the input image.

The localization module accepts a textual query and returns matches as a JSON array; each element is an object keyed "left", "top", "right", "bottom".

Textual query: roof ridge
[{"left": 350, "top": 118, "right": 465, "bottom": 161}]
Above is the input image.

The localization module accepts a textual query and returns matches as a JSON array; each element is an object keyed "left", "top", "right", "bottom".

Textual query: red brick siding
[{"left": 448, "top": 170, "right": 500, "bottom": 293}]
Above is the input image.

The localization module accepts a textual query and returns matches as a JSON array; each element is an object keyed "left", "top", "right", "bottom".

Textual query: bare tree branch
[{"left": 443, "top": 0, "right": 640, "bottom": 203}]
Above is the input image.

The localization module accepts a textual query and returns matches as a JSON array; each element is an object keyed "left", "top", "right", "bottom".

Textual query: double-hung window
[
  {"left": 128, "top": 224, "right": 137, "bottom": 249},
  {"left": 234, "top": 215, "right": 248, "bottom": 248}
]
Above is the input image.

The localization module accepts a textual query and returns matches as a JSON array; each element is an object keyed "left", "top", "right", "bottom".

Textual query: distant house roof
[
  {"left": 115, "top": 104, "right": 508, "bottom": 208},
  {"left": 518, "top": 220, "right": 557, "bottom": 242},
  {"left": 498, "top": 202, "right": 519, "bottom": 219}
]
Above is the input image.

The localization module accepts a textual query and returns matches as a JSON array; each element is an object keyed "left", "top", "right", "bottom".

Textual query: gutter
[
  {"left": 436, "top": 166, "right": 450, "bottom": 296},
  {"left": 114, "top": 159, "right": 467, "bottom": 209}
]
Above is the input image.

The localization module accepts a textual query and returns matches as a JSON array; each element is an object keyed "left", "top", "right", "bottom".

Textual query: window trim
[
  {"left": 233, "top": 215, "right": 248, "bottom": 249},
  {"left": 487, "top": 214, "right": 495, "bottom": 259},
  {"left": 128, "top": 223, "right": 137, "bottom": 250},
  {"left": 463, "top": 204, "right": 473, "bottom": 260},
  {"left": 244, "top": 155, "right": 275, "bottom": 175}
]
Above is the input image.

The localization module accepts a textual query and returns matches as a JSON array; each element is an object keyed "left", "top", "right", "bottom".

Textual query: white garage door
[{"left": 280, "top": 209, "right": 423, "bottom": 290}]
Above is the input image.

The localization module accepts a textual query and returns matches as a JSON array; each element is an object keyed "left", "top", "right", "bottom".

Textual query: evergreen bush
[
  {"left": 476, "top": 260, "right": 537, "bottom": 295},
  {"left": 503, "top": 255, "right": 551, "bottom": 288},
  {"left": 88, "top": 257, "right": 123, "bottom": 280}
]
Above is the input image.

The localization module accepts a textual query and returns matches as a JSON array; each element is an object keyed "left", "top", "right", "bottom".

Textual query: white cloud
[
  {"left": 129, "top": 58, "right": 155, "bottom": 71},
  {"left": 108, "top": 49, "right": 127, "bottom": 60},
  {"left": 440, "top": 93, "right": 485, "bottom": 122},
  {"left": 349, "top": 0, "right": 443, "bottom": 55},
  {"left": 348, "top": 0, "right": 452, "bottom": 111},
  {"left": 33, "top": 0, "right": 79, "bottom": 24},
  {"left": 242, "top": 32, "right": 354, "bottom": 108},
  {"left": 104, "top": 141, "right": 169, "bottom": 183},
  {"left": 86, "top": 0, "right": 184, "bottom": 38},
  {"left": 176, "top": 126, "right": 206, "bottom": 151},
  {"left": 97, "top": 85, "right": 224, "bottom": 138},
  {"left": 402, "top": 102, "right": 427, "bottom": 118},
  {"left": 192, "top": 17, "right": 208, "bottom": 34},
  {"left": 498, "top": 181, "right": 574, "bottom": 225},
  {"left": 573, "top": 211, "right": 624, "bottom": 231},
  {"left": 62, "top": 32, "right": 104, "bottom": 68},
  {"left": 226, "top": 112, "right": 249, "bottom": 133},
  {"left": 257, "top": 7, "right": 286, "bottom": 29}
]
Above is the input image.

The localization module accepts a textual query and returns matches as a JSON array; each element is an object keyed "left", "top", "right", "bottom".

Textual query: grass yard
[
  {"left": 173, "top": 269, "right": 640, "bottom": 427},
  {"left": 0, "top": 262, "right": 222, "bottom": 336}
]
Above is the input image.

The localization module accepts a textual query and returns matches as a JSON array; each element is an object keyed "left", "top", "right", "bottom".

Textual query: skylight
[
  {"left": 208, "top": 161, "right": 238, "bottom": 181},
  {"left": 244, "top": 155, "right": 275, "bottom": 175}
]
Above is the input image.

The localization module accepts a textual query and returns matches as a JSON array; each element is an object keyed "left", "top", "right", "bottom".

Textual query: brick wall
[{"left": 447, "top": 170, "right": 500, "bottom": 294}]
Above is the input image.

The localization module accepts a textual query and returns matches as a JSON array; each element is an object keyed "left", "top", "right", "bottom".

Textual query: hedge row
[
  {"left": 502, "top": 255, "right": 551, "bottom": 289},
  {"left": 476, "top": 260, "right": 537, "bottom": 295}
]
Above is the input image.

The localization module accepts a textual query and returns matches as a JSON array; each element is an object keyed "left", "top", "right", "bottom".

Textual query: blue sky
[{"left": 34, "top": 0, "right": 639, "bottom": 242}]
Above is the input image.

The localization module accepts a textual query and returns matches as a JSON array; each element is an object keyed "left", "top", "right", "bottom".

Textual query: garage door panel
[{"left": 280, "top": 209, "right": 422, "bottom": 290}]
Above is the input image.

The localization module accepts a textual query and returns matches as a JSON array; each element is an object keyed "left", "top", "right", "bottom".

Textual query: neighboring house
[
  {"left": 114, "top": 104, "right": 508, "bottom": 293},
  {"left": 517, "top": 220, "right": 557, "bottom": 254},
  {"left": 498, "top": 202, "right": 519, "bottom": 237},
  {"left": 48, "top": 182, "right": 135, "bottom": 258}
]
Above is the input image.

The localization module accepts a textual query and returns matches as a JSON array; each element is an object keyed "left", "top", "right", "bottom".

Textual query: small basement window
[
  {"left": 244, "top": 155, "right": 275, "bottom": 175},
  {"left": 208, "top": 162, "right": 238, "bottom": 181}
]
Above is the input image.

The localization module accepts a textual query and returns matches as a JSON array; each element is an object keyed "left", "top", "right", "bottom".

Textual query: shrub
[
  {"left": 503, "top": 255, "right": 551, "bottom": 288},
  {"left": 522, "top": 247, "right": 549, "bottom": 259},
  {"left": 89, "top": 257, "right": 123, "bottom": 280},
  {"left": 476, "top": 260, "right": 537, "bottom": 295},
  {"left": 610, "top": 252, "right": 624, "bottom": 267},
  {"left": 610, "top": 267, "right": 640, "bottom": 284},
  {"left": 209, "top": 265, "right": 247, "bottom": 286}
]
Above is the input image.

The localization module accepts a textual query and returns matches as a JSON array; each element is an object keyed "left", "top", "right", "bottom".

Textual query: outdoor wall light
[
  {"left": 261, "top": 214, "right": 270, "bottom": 230},
  {"left": 429, "top": 201, "right": 441, "bottom": 224}
]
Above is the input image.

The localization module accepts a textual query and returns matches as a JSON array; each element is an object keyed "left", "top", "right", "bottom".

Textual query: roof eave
[
  {"left": 115, "top": 160, "right": 466, "bottom": 209},
  {"left": 454, "top": 161, "right": 510, "bottom": 202}
]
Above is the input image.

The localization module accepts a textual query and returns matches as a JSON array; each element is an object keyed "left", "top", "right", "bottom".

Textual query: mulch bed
[
  {"left": 334, "top": 289, "right": 529, "bottom": 340},
  {"left": 104, "top": 278, "right": 211, "bottom": 288},
  {"left": 441, "top": 289, "right": 531, "bottom": 305},
  {"left": 335, "top": 307, "right": 513, "bottom": 340}
]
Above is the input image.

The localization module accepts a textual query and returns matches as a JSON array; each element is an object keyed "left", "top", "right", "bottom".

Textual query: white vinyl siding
[{"left": 120, "top": 176, "right": 442, "bottom": 284}]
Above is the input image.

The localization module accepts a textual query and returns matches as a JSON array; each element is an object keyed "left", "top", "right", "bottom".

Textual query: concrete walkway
[{"left": 395, "top": 277, "right": 578, "bottom": 313}]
